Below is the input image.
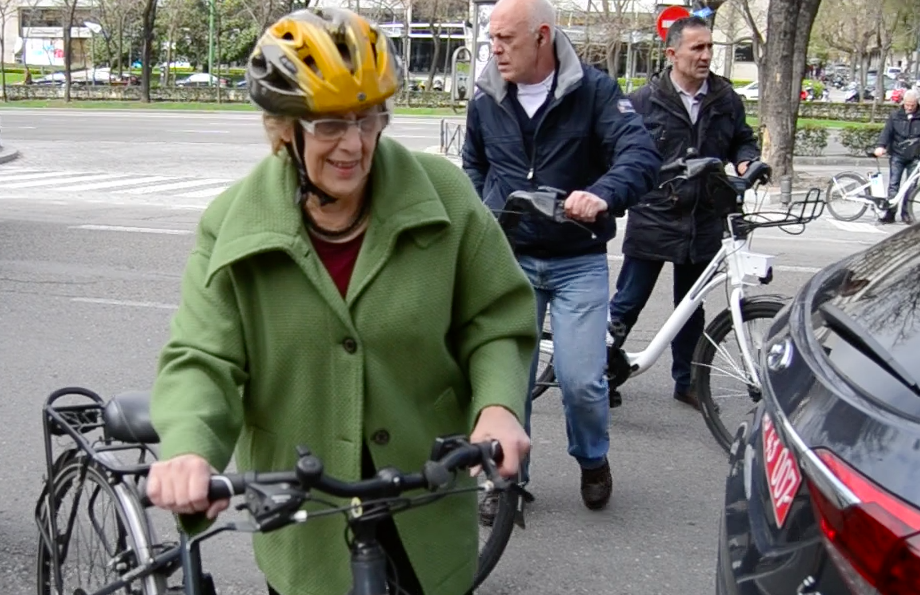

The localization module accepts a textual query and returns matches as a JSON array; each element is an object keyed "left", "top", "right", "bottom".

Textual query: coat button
[
  {"left": 371, "top": 429, "right": 390, "bottom": 445},
  {"left": 342, "top": 338, "right": 357, "bottom": 353}
]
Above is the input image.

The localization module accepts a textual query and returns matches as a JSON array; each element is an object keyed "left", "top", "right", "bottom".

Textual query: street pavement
[{"left": 0, "top": 108, "right": 905, "bottom": 595}]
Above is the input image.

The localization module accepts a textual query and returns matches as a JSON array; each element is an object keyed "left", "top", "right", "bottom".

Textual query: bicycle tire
[
  {"left": 904, "top": 178, "right": 919, "bottom": 221},
  {"left": 36, "top": 453, "right": 167, "bottom": 595},
  {"left": 825, "top": 172, "right": 870, "bottom": 221},
  {"left": 472, "top": 479, "right": 519, "bottom": 589},
  {"left": 692, "top": 299, "right": 785, "bottom": 454},
  {"left": 531, "top": 330, "right": 556, "bottom": 400}
]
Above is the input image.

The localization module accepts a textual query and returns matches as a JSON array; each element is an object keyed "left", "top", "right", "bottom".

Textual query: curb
[
  {"left": 0, "top": 145, "right": 20, "bottom": 164},
  {"left": 794, "top": 156, "right": 885, "bottom": 167}
]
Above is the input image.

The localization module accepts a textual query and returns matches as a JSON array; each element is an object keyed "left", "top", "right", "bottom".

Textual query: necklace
[{"left": 302, "top": 193, "right": 370, "bottom": 242}]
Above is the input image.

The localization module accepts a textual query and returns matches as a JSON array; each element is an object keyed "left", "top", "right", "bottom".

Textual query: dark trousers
[
  {"left": 267, "top": 444, "right": 425, "bottom": 595},
  {"left": 608, "top": 255, "right": 709, "bottom": 394},
  {"left": 888, "top": 155, "right": 920, "bottom": 197}
]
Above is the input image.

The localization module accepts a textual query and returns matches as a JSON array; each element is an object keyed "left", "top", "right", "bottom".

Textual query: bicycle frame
[
  {"left": 620, "top": 222, "right": 773, "bottom": 385},
  {"left": 830, "top": 157, "right": 920, "bottom": 217}
]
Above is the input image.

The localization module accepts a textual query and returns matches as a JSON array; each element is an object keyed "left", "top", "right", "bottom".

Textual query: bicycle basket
[{"left": 731, "top": 187, "right": 826, "bottom": 236}]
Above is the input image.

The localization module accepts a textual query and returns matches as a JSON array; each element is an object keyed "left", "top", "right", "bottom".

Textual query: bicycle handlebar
[
  {"left": 205, "top": 438, "right": 504, "bottom": 501},
  {"left": 658, "top": 156, "right": 773, "bottom": 190}
]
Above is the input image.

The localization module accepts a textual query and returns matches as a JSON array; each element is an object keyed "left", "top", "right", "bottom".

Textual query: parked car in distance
[
  {"left": 717, "top": 224, "right": 920, "bottom": 595},
  {"left": 735, "top": 81, "right": 758, "bottom": 100},
  {"left": 176, "top": 72, "right": 228, "bottom": 87}
]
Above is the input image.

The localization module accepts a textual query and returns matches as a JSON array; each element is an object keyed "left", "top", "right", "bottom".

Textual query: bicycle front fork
[{"left": 348, "top": 522, "right": 390, "bottom": 595}]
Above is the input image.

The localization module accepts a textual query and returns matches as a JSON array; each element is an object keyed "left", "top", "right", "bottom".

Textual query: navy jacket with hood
[{"left": 461, "top": 30, "right": 662, "bottom": 258}]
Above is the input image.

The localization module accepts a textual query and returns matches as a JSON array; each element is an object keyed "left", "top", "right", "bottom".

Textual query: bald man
[{"left": 462, "top": 0, "right": 661, "bottom": 515}]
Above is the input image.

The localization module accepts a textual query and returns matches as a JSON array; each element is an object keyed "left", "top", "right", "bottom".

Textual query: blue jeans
[
  {"left": 888, "top": 155, "right": 920, "bottom": 197},
  {"left": 519, "top": 253, "right": 610, "bottom": 482},
  {"left": 608, "top": 255, "right": 708, "bottom": 394}
]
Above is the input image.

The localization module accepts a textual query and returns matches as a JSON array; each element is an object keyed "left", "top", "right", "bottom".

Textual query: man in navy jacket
[{"left": 462, "top": 0, "right": 661, "bottom": 514}]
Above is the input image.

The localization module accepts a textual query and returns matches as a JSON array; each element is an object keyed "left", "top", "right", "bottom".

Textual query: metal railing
[{"left": 439, "top": 119, "right": 466, "bottom": 157}]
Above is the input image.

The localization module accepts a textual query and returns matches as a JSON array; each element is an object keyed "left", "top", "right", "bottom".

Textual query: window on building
[{"left": 734, "top": 42, "right": 755, "bottom": 63}]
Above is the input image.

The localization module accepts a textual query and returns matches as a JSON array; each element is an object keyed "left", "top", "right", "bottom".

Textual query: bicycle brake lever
[{"left": 243, "top": 483, "right": 308, "bottom": 533}]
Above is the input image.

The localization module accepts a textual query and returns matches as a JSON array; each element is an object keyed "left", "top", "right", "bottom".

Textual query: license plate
[{"left": 762, "top": 412, "right": 802, "bottom": 528}]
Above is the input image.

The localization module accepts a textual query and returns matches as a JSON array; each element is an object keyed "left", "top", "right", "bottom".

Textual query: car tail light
[{"left": 806, "top": 448, "right": 920, "bottom": 595}]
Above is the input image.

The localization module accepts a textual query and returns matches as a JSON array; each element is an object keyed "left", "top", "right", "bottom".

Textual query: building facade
[{"left": 2, "top": 0, "right": 93, "bottom": 67}]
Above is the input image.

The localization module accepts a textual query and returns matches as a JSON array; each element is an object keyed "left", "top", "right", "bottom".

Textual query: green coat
[{"left": 149, "top": 136, "right": 538, "bottom": 595}]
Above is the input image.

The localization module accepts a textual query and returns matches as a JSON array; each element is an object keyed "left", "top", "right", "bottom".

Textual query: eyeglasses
[{"left": 301, "top": 112, "right": 390, "bottom": 141}]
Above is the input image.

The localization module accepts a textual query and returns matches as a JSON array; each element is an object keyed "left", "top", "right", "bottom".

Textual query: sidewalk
[{"left": 0, "top": 144, "right": 20, "bottom": 164}]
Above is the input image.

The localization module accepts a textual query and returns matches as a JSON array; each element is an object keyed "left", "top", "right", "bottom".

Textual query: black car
[{"left": 718, "top": 224, "right": 920, "bottom": 595}]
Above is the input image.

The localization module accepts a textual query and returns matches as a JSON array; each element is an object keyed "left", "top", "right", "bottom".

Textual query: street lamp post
[{"left": 208, "top": 0, "right": 215, "bottom": 86}]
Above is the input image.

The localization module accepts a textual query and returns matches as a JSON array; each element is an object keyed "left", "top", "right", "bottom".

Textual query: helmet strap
[{"left": 285, "top": 124, "right": 339, "bottom": 208}]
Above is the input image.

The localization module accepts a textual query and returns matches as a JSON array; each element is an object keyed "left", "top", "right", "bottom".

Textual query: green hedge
[{"left": 838, "top": 125, "right": 885, "bottom": 156}]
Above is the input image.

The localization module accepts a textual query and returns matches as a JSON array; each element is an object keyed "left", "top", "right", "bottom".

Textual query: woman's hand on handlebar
[
  {"left": 564, "top": 190, "right": 608, "bottom": 223},
  {"left": 469, "top": 405, "right": 531, "bottom": 479},
  {"left": 147, "top": 453, "right": 231, "bottom": 520}
]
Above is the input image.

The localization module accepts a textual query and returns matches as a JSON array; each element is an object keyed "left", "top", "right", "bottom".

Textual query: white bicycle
[
  {"left": 498, "top": 156, "right": 825, "bottom": 453},
  {"left": 825, "top": 138, "right": 920, "bottom": 223}
]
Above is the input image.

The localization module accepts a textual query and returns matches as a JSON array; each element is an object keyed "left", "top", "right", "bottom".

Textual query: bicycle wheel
[
  {"left": 825, "top": 172, "right": 870, "bottom": 221},
  {"left": 904, "top": 178, "right": 920, "bottom": 221},
  {"left": 531, "top": 330, "right": 556, "bottom": 400},
  {"left": 473, "top": 476, "right": 520, "bottom": 589},
  {"left": 36, "top": 452, "right": 166, "bottom": 595},
  {"left": 692, "top": 299, "right": 785, "bottom": 454}
]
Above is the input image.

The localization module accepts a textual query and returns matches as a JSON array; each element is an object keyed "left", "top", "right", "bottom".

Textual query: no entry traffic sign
[{"left": 656, "top": 6, "right": 691, "bottom": 41}]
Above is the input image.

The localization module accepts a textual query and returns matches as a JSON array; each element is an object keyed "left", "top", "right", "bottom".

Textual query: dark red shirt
[{"left": 311, "top": 232, "right": 366, "bottom": 298}]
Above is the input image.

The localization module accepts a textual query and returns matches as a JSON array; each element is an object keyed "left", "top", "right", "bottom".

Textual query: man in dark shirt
[{"left": 607, "top": 16, "right": 760, "bottom": 410}]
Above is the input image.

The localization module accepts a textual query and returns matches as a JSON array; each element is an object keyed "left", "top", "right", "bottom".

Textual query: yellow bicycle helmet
[{"left": 246, "top": 7, "right": 399, "bottom": 118}]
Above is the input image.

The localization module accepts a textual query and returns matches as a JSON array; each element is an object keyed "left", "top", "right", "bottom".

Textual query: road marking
[
  {"left": 826, "top": 219, "right": 886, "bottom": 234},
  {"left": 72, "top": 297, "right": 178, "bottom": 310},
  {"left": 70, "top": 225, "right": 192, "bottom": 234},
  {"left": 176, "top": 186, "right": 229, "bottom": 198},
  {"left": 2, "top": 173, "right": 131, "bottom": 189},
  {"left": 0, "top": 171, "right": 68, "bottom": 182},
  {"left": 58, "top": 175, "right": 178, "bottom": 191},
  {"left": 124, "top": 178, "right": 231, "bottom": 195}
]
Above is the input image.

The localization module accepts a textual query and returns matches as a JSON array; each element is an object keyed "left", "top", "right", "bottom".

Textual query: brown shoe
[
  {"left": 580, "top": 459, "right": 612, "bottom": 510},
  {"left": 674, "top": 388, "right": 701, "bottom": 411}
]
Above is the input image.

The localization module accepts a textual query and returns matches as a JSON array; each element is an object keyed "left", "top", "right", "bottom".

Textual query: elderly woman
[{"left": 145, "top": 8, "right": 536, "bottom": 595}]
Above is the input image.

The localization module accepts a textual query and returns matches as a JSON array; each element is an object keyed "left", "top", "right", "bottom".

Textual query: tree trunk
[
  {"left": 426, "top": 23, "right": 441, "bottom": 91},
  {"left": 605, "top": 40, "right": 620, "bottom": 76},
  {"left": 139, "top": 0, "right": 158, "bottom": 102},
  {"left": 759, "top": 0, "right": 823, "bottom": 181},
  {"left": 63, "top": 2, "right": 78, "bottom": 103},
  {"left": 1, "top": 38, "right": 6, "bottom": 102},
  {"left": 117, "top": 19, "right": 124, "bottom": 77}
]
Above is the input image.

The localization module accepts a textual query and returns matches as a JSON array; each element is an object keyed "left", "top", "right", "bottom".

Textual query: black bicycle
[{"left": 35, "top": 387, "right": 529, "bottom": 595}]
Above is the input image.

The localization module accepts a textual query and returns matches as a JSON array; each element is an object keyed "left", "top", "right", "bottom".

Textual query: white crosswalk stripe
[
  {"left": 0, "top": 166, "right": 233, "bottom": 200},
  {"left": 123, "top": 178, "right": 232, "bottom": 195}
]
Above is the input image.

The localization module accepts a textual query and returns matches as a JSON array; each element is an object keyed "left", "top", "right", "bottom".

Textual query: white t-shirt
[{"left": 515, "top": 72, "right": 555, "bottom": 118}]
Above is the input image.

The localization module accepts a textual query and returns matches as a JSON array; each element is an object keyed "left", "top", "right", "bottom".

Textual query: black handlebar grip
[{"left": 208, "top": 475, "right": 243, "bottom": 500}]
